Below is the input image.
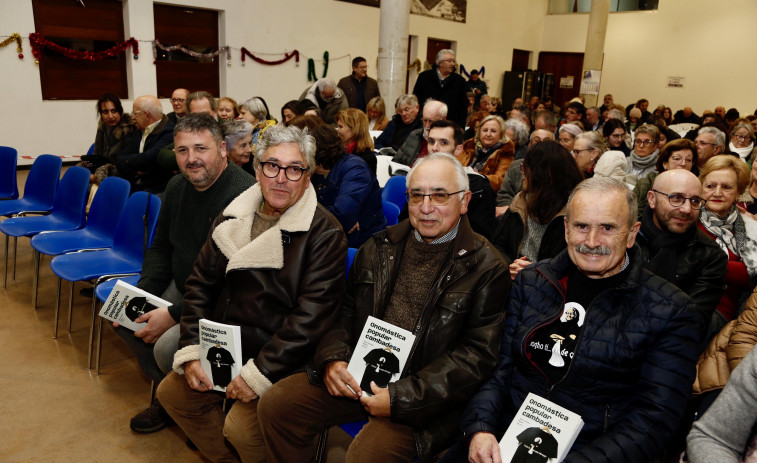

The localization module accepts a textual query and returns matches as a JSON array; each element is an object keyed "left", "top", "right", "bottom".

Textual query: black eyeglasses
[
  {"left": 406, "top": 190, "right": 465, "bottom": 206},
  {"left": 260, "top": 161, "right": 308, "bottom": 181},
  {"left": 652, "top": 189, "right": 706, "bottom": 208}
]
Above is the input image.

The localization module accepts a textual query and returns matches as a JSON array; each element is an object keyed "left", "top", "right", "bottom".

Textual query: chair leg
[
  {"left": 88, "top": 293, "right": 98, "bottom": 370},
  {"left": 67, "top": 281, "right": 75, "bottom": 334},
  {"left": 150, "top": 380, "right": 157, "bottom": 403},
  {"left": 53, "top": 277, "right": 62, "bottom": 339},
  {"left": 11, "top": 236, "right": 16, "bottom": 282},
  {"left": 95, "top": 315, "right": 104, "bottom": 374},
  {"left": 3, "top": 234, "right": 7, "bottom": 288},
  {"left": 32, "top": 250, "right": 40, "bottom": 308}
]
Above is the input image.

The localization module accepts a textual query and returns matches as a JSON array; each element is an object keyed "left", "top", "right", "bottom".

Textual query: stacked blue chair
[
  {"left": 0, "top": 154, "right": 61, "bottom": 284},
  {"left": 30, "top": 176, "right": 131, "bottom": 307},
  {"left": 382, "top": 200, "right": 401, "bottom": 226},
  {"left": 49, "top": 192, "right": 160, "bottom": 368},
  {"left": 0, "top": 166, "right": 89, "bottom": 288},
  {"left": 381, "top": 175, "right": 407, "bottom": 211},
  {"left": 0, "top": 146, "right": 19, "bottom": 200}
]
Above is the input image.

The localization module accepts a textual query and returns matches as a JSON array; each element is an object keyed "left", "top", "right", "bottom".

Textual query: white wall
[
  {"left": 1, "top": 0, "right": 548, "bottom": 158},
  {"left": 541, "top": 0, "right": 757, "bottom": 116}
]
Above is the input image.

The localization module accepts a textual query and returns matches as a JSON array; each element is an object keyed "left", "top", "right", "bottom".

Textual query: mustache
[
  {"left": 575, "top": 244, "right": 611, "bottom": 256},
  {"left": 185, "top": 161, "right": 205, "bottom": 169}
]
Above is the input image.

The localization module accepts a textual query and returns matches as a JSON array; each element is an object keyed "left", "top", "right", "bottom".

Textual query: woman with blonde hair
[
  {"left": 217, "top": 97, "right": 239, "bottom": 121},
  {"left": 456, "top": 114, "right": 515, "bottom": 191},
  {"left": 335, "top": 108, "right": 376, "bottom": 173},
  {"left": 366, "top": 96, "right": 389, "bottom": 132}
]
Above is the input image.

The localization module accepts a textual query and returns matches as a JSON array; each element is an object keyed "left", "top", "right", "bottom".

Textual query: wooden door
[
  {"left": 537, "top": 51, "right": 584, "bottom": 109},
  {"left": 426, "top": 38, "right": 452, "bottom": 67},
  {"left": 512, "top": 49, "right": 530, "bottom": 72}
]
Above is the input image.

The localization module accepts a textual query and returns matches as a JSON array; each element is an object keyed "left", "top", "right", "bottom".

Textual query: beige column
[
  {"left": 579, "top": 0, "right": 610, "bottom": 107},
  {"left": 377, "top": 0, "right": 411, "bottom": 110}
]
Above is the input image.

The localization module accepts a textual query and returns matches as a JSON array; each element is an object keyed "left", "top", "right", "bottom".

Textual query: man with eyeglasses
[
  {"left": 338, "top": 56, "right": 380, "bottom": 112},
  {"left": 413, "top": 49, "right": 469, "bottom": 129},
  {"left": 257, "top": 152, "right": 509, "bottom": 462},
  {"left": 636, "top": 169, "right": 727, "bottom": 343},
  {"left": 167, "top": 88, "right": 189, "bottom": 124},
  {"left": 374, "top": 94, "right": 422, "bottom": 151},
  {"left": 695, "top": 127, "right": 726, "bottom": 168},
  {"left": 157, "top": 125, "right": 348, "bottom": 462},
  {"left": 392, "top": 99, "right": 448, "bottom": 167}
]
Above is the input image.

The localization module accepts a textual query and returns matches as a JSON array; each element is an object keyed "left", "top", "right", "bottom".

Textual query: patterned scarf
[{"left": 699, "top": 205, "right": 757, "bottom": 278}]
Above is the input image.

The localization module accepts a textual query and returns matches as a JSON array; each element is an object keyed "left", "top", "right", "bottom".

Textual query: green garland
[
  {"left": 321, "top": 51, "right": 329, "bottom": 77},
  {"left": 307, "top": 51, "right": 330, "bottom": 81}
]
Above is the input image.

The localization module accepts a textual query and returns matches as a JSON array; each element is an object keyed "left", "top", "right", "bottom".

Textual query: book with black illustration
[
  {"left": 199, "top": 319, "right": 243, "bottom": 392},
  {"left": 98, "top": 280, "right": 172, "bottom": 331}
]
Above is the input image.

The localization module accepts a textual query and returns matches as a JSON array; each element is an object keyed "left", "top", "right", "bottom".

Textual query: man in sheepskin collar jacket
[{"left": 157, "top": 125, "right": 348, "bottom": 463}]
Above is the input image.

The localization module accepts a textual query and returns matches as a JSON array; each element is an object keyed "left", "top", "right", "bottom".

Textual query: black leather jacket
[{"left": 311, "top": 216, "right": 510, "bottom": 461}]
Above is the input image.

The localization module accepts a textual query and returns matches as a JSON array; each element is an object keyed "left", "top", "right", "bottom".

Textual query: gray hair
[
  {"left": 254, "top": 125, "right": 316, "bottom": 175},
  {"left": 567, "top": 177, "right": 638, "bottom": 228},
  {"left": 423, "top": 98, "right": 448, "bottom": 118},
  {"left": 699, "top": 126, "right": 726, "bottom": 150},
  {"left": 576, "top": 131, "right": 608, "bottom": 154},
  {"left": 174, "top": 113, "right": 223, "bottom": 149},
  {"left": 504, "top": 118, "right": 530, "bottom": 147},
  {"left": 396, "top": 94, "right": 418, "bottom": 109},
  {"left": 406, "top": 152, "right": 469, "bottom": 199},
  {"left": 316, "top": 78, "right": 337, "bottom": 93},
  {"left": 635, "top": 123, "right": 660, "bottom": 144},
  {"left": 435, "top": 49, "right": 455, "bottom": 65},
  {"left": 607, "top": 109, "right": 625, "bottom": 120},
  {"left": 221, "top": 120, "right": 253, "bottom": 151},
  {"left": 240, "top": 97, "right": 268, "bottom": 122}
]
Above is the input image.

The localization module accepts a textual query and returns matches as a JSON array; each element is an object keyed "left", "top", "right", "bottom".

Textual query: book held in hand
[
  {"left": 98, "top": 280, "right": 172, "bottom": 332},
  {"left": 499, "top": 392, "right": 584, "bottom": 463},
  {"left": 347, "top": 316, "right": 415, "bottom": 396},
  {"left": 199, "top": 319, "right": 243, "bottom": 392}
]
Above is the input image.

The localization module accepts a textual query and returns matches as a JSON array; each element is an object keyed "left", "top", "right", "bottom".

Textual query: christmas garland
[
  {"left": 0, "top": 33, "right": 24, "bottom": 59},
  {"left": 240, "top": 47, "right": 299, "bottom": 67},
  {"left": 307, "top": 51, "right": 329, "bottom": 81},
  {"left": 153, "top": 39, "right": 231, "bottom": 65},
  {"left": 29, "top": 33, "right": 138, "bottom": 64}
]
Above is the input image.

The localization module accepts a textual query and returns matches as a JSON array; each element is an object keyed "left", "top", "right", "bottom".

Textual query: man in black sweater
[
  {"left": 413, "top": 49, "right": 469, "bottom": 130},
  {"left": 115, "top": 113, "right": 254, "bottom": 433}
]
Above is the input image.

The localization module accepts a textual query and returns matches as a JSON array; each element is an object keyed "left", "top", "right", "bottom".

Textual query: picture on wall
[{"left": 335, "top": 0, "right": 467, "bottom": 23}]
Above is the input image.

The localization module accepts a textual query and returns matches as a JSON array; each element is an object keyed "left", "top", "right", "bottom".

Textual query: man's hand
[
  {"left": 359, "top": 382, "right": 390, "bottom": 417},
  {"left": 184, "top": 360, "right": 213, "bottom": 392},
  {"left": 323, "top": 361, "right": 361, "bottom": 399},
  {"left": 348, "top": 222, "right": 361, "bottom": 234},
  {"left": 133, "top": 307, "right": 176, "bottom": 343},
  {"left": 225, "top": 375, "right": 258, "bottom": 403},
  {"left": 495, "top": 206, "right": 509, "bottom": 218},
  {"left": 509, "top": 257, "right": 532, "bottom": 280},
  {"left": 469, "top": 432, "right": 502, "bottom": 463}
]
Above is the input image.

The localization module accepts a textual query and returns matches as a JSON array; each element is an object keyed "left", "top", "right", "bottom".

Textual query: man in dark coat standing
[
  {"left": 412, "top": 49, "right": 468, "bottom": 130},
  {"left": 338, "top": 56, "right": 380, "bottom": 112}
]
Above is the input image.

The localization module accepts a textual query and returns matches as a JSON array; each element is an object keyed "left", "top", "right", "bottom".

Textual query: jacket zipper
[{"left": 603, "top": 404, "right": 611, "bottom": 432}]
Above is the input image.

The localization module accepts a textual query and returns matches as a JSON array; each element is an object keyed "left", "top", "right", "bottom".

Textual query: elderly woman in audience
[
  {"left": 505, "top": 118, "right": 530, "bottom": 160},
  {"left": 572, "top": 131, "right": 608, "bottom": 178},
  {"left": 221, "top": 119, "right": 254, "bottom": 174},
  {"left": 457, "top": 114, "right": 515, "bottom": 191},
  {"left": 310, "top": 125, "right": 386, "bottom": 248},
  {"left": 729, "top": 119, "right": 757, "bottom": 166},
  {"left": 365, "top": 96, "right": 389, "bottom": 132},
  {"left": 557, "top": 121, "right": 583, "bottom": 153},
  {"left": 603, "top": 118, "right": 632, "bottom": 156},
  {"left": 626, "top": 123, "right": 661, "bottom": 187},
  {"left": 335, "top": 108, "right": 377, "bottom": 174},
  {"left": 492, "top": 141, "right": 583, "bottom": 280},
  {"left": 238, "top": 96, "right": 276, "bottom": 148},
  {"left": 634, "top": 138, "right": 698, "bottom": 218},
  {"left": 217, "top": 97, "right": 239, "bottom": 121},
  {"left": 280, "top": 100, "right": 299, "bottom": 127},
  {"left": 79, "top": 93, "right": 134, "bottom": 175},
  {"left": 698, "top": 156, "right": 757, "bottom": 333}
]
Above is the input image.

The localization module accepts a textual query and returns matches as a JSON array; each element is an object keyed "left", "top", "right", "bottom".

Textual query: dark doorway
[
  {"left": 426, "top": 38, "right": 452, "bottom": 67},
  {"left": 537, "top": 51, "right": 584, "bottom": 110},
  {"left": 511, "top": 49, "right": 530, "bottom": 72}
]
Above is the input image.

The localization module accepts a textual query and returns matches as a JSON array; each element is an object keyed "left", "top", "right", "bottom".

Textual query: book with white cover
[
  {"left": 347, "top": 316, "right": 415, "bottom": 396},
  {"left": 98, "top": 280, "right": 172, "bottom": 332},
  {"left": 199, "top": 319, "right": 243, "bottom": 392},
  {"left": 498, "top": 392, "right": 584, "bottom": 463}
]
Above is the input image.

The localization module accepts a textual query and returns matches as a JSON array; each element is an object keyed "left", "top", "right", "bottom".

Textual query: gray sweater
[{"left": 687, "top": 345, "right": 757, "bottom": 462}]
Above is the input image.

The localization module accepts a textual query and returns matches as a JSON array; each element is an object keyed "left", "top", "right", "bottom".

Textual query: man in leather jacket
[
  {"left": 461, "top": 177, "right": 701, "bottom": 463},
  {"left": 257, "top": 152, "right": 510, "bottom": 462},
  {"left": 156, "top": 125, "right": 348, "bottom": 463}
]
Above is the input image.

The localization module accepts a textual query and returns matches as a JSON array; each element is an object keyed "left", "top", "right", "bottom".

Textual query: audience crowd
[{"left": 64, "top": 49, "right": 757, "bottom": 463}]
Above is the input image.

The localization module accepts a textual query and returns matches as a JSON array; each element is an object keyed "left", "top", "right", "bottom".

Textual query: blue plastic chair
[
  {"left": 0, "top": 154, "right": 61, "bottom": 217},
  {"left": 0, "top": 166, "right": 90, "bottom": 288},
  {"left": 382, "top": 200, "right": 401, "bottom": 226},
  {"left": 49, "top": 192, "right": 160, "bottom": 365},
  {"left": 381, "top": 176, "right": 407, "bottom": 210},
  {"left": 29, "top": 177, "right": 131, "bottom": 307},
  {"left": 92, "top": 274, "right": 142, "bottom": 373},
  {"left": 86, "top": 143, "right": 95, "bottom": 155},
  {"left": 0, "top": 146, "right": 19, "bottom": 200},
  {"left": 346, "top": 247, "right": 358, "bottom": 279}
]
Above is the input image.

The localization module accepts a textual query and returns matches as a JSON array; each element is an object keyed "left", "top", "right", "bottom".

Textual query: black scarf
[{"left": 639, "top": 206, "right": 697, "bottom": 282}]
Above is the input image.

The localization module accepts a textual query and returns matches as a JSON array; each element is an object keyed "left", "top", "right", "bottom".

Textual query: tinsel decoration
[
  {"left": 240, "top": 48, "right": 299, "bottom": 67},
  {"left": 29, "top": 33, "right": 138, "bottom": 64},
  {"left": 152, "top": 40, "right": 229, "bottom": 63},
  {"left": 408, "top": 58, "right": 421, "bottom": 73},
  {"left": 307, "top": 58, "right": 317, "bottom": 81},
  {"left": 0, "top": 33, "right": 24, "bottom": 59},
  {"left": 321, "top": 51, "right": 329, "bottom": 78}
]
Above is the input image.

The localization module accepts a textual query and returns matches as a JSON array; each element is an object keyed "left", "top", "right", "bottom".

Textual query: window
[
  {"left": 548, "top": 0, "right": 658, "bottom": 14},
  {"left": 32, "top": 0, "right": 127, "bottom": 100},
  {"left": 153, "top": 5, "right": 219, "bottom": 98}
]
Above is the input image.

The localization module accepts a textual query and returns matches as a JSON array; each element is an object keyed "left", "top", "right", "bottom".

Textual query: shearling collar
[{"left": 212, "top": 183, "right": 317, "bottom": 272}]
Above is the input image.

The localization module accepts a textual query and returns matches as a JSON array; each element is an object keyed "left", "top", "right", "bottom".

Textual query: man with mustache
[
  {"left": 636, "top": 169, "right": 727, "bottom": 343},
  {"left": 458, "top": 177, "right": 702, "bottom": 463},
  {"left": 115, "top": 112, "right": 254, "bottom": 434}
]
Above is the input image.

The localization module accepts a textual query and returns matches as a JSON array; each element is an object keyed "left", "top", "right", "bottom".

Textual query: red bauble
[{"left": 18, "top": 53, "right": 23, "bottom": 59}]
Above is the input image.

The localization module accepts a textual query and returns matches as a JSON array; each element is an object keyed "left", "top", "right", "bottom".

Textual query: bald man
[
  {"left": 115, "top": 95, "right": 176, "bottom": 192},
  {"left": 636, "top": 169, "right": 727, "bottom": 343}
]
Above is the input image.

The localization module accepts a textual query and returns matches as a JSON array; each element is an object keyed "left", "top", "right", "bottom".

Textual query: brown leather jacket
[
  {"left": 456, "top": 138, "right": 515, "bottom": 191},
  {"left": 174, "top": 184, "right": 348, "bottom": 396},
  {"left": 311, "top": 216, "right": 509, "bottom": 461}
]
